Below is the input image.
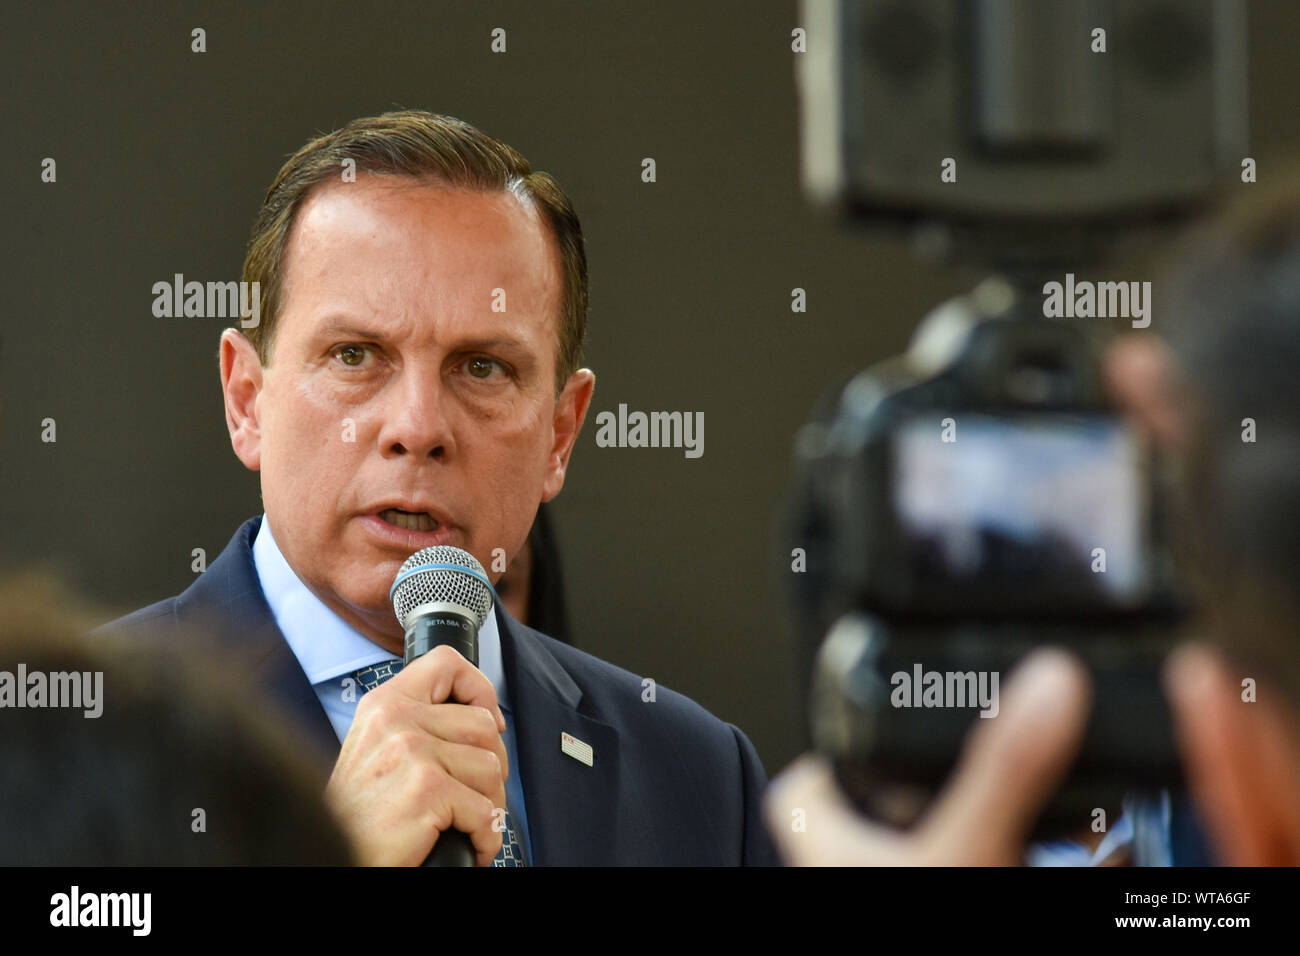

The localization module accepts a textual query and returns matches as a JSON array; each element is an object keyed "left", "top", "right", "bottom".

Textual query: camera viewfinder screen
[{"left": 893, "top": 416, "right": 1149, "bottom": 605}]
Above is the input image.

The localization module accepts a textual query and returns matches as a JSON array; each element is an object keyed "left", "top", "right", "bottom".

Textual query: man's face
[{"left": 220, "top": 176, "right": 593, "bottom": 650}]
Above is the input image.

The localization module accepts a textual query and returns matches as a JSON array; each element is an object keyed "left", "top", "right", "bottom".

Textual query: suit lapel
[
  {"left": 498, "top": 605, "right": 622, "bottom": 865},
  {"left": 174, "top": 517, "right": 342, "bottom": 778}
]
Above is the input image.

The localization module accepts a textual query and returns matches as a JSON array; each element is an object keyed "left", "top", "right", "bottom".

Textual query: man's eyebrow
[
  {"left": 450, "top": 334, "right": 533, "bottom": 355},
  {"left": 313, "top": 319, "right": 535, "bottom": 357},
  {"left": 314, "top": 319, "right": 389, "bottom": 341}
]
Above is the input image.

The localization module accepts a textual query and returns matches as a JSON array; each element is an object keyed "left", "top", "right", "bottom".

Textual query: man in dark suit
[{"left": 102, "top": 110, "right": 776, "bottom": 866}]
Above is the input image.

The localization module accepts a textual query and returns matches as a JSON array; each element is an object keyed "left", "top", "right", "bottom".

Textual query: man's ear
[
  {"left": 1165, "top": 644, "right": 1300, "bottom": 865},
  {"left": 541, "top": 368, "right": 595, "bottom": 503},
  {"left": 220, "top": 328, "right": 265, "bottom": 472}
]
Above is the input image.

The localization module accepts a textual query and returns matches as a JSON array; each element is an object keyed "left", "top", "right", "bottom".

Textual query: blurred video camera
[{"left": 789, "top": 0, "right": 1247, "bottom": 833}]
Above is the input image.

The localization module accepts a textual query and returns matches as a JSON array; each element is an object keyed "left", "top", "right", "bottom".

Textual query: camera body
[
  {"left": 792, "top": 280, "right": 1189, "bottom": 833},
  {"left": 788, "top": 0, "right": 1248, "bottom": 841}
]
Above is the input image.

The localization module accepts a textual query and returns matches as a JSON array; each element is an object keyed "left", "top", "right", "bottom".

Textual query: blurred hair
[
  {"left": 525, "top": 503, "right": 573, "bottom": 644},
  {"left": 0, "top": 573, "right": 355, "bottom": 864},
  {"left": 1156, "top": 173, "right": 1300, "bottom": 705}
]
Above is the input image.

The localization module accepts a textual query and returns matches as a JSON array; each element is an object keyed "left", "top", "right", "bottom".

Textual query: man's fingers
[
  {"left": 763, "top": 754, "right": 907, "bottom": 866},
  {"left": 922, "top": 648, "right": 1092, "bottom": 864},
  {"left": 1162, "top": 642, "right": 1256, "bottom": 865},
  {"left": 423, "top": 774, "right": 506, "bottom": 867},
  {"left": 386, "top": 645, "right": 506, "bottom": 730},
  {"left": 763, "top": 653, "right": 1089, "bottom": 867},
  {"left": 432, "top": 737, "right": 509, "bottom": 807},
  {"left": 1103, "top": 334, "right": 1187, "bottom": 450},
  {"left": 412, "top": 703, "right": 510, "bottom": 781}
]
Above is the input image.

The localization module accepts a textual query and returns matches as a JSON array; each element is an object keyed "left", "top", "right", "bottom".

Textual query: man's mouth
[{"left": 378, "top": 508, "right": 440, "bottom": 533}]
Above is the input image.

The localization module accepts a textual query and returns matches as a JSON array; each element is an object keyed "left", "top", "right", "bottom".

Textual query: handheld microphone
[{"left": 389, "top": 545, "right": 495, "bottom": 868}]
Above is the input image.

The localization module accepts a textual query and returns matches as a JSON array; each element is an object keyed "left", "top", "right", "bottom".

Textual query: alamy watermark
[
  {"left": 0, "top": 664, "right": 103, "bottom": 718},
  {"left": 594, "top": 403, "right": 704, "bottom": 459},
  {"left": 1042, "top": 273, "right": 1150, "bottom": 328},
  {"left": 50, "top": 886, "right": 150, "bottom": 936},
  {"left": 152, "top": 273, "right": 260, "bottom": 328},
  {"left": 890, "top": 663, "right": 1000, "bottom": 718}
]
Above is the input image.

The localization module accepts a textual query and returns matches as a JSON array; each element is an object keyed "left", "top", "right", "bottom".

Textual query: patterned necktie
[{"left": 352, "top": 660, "right": 526, "bottom": 866}]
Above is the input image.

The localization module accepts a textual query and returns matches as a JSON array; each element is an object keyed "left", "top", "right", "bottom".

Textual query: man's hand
[
  {"left": 763, "top": 649, "right": 1092, "bottom": 865},
  {"left": 325, "top": 645, "right": 510, "bottom": 866}
]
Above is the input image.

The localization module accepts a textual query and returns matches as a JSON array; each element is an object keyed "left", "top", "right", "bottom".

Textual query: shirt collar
[{"left": 251, "top": 515, "right": 508, "bottom": 708}]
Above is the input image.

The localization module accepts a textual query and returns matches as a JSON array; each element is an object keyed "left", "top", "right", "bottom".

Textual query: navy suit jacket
[{"left": 100, "top": 517, "right": 780, "bottom": 865}]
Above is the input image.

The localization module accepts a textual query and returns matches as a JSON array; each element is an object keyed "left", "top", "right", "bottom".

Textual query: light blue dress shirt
[{"left": 251, "top": 515, "right": 534, "bottom": 865}]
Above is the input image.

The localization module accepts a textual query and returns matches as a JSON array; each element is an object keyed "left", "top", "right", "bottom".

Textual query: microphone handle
[
  {"left": 404, "top": 610, "right": 481, "bottom": 868},
  {"left": 425, "top": 830, "right": 477, "bottom": 867}
]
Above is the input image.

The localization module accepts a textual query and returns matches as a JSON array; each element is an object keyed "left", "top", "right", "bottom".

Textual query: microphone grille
[{"left": 389, "top": 546, "right": 493, "bottom": 630}]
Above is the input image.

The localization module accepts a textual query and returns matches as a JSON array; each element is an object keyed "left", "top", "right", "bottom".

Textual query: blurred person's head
[
  {"left": 1108, "top": 177, "right": 1300, "bottom": 864},
  {"left": 0, "top": 574, "right": 355, "bottom": 864},
  {"left": 222, "top": 110, "right": 595, "bottom": 654},
  {"left": 494, "top": 502, "right": 574, "bottom": 643}
]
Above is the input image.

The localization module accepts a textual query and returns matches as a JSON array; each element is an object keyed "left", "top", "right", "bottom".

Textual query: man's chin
[
  {"left": 350, "top": 582, "right": 400, "bottom": 620},
  {"left": 337, "top": 595, "right": 405, "bottom": 648},
  {"left": 317, "top": 570, "right": 401, "bottom": 633}
]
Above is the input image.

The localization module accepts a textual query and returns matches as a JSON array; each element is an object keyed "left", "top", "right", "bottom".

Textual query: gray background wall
[{"left": 2, "top": 1, "right": 1298, "bottom": 775}]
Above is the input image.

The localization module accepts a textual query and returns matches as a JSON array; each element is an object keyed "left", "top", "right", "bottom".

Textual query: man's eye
[
  {"left": 467, "top": 357, "right": 503, "bottom": 379},
  {"left": 334, "top": 345, "right": 369, "bottom": 367}
]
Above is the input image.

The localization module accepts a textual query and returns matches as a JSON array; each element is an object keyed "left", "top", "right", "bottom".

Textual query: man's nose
[{"left": 375, "top": 364, "right": 456, "bottom": 461}]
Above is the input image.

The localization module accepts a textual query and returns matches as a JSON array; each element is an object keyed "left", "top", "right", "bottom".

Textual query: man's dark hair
[{"left": 525, "top": 503, "right": 573, "bottom": 644}]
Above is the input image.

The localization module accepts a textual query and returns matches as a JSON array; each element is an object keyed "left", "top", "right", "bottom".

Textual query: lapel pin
[{"left": 561, "top": 731, "right": 594, "bottom": 767}]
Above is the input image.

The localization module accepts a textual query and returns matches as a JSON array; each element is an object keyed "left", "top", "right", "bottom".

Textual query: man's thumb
[{"left": 923, "top": 648, "right": 1092, "bottom": 863}]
